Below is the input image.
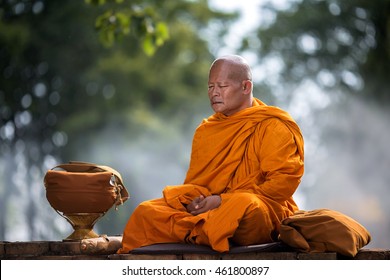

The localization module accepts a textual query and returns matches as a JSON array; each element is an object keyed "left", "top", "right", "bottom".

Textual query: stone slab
[
  {"left": 0, "top": 242, "right": 5, "bottom": 256},
  {"left": 222, "top": 252, "right": 298, "bottom": 260},
  {"left": 183, "top": 254, "right": 221, "bottom": 260},
  {"left": 4, "top": 241, "right": 49, "bottom": 257},
  {"left": 297, "top": 252, "right": 337, "bottom": 260},
  {"left": 49, "top": 241, "right": 82, "bottom": 255},
  {"left": 113, "top": 254, "right": 179, "bottom": 260},
  {"left": 350, "top": 248, "right": 390, "bottom": 260}
]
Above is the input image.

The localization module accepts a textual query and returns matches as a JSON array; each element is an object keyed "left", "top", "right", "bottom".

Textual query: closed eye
[{"left": 208, "top": 84, "right": 228, "bottom": 90}]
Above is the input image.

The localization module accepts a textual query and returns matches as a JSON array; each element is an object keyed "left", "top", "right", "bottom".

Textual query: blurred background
[{"left": 0, "top": 0, "right": 389, "bottom": 249}]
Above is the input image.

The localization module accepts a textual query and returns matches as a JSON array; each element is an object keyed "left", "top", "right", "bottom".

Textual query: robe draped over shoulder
[{"left": 118, "top": 98, "right": 304, "bottom": 253}]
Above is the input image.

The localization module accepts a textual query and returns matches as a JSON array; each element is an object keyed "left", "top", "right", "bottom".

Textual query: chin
[{"left": 212, "top": 104, "right": 224, "bottom": 112}]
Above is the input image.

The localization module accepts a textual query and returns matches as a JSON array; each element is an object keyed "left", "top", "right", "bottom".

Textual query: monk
[{"left": 117, "top": 54, "right": 304, "bottom": 253}]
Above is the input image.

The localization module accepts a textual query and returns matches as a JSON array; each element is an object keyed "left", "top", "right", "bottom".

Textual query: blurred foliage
[
  {"left": 86, "top": 0, "right": 170, "bottom": 55},
  {"left": 3, "top": 0, "right": 388, "bottom": 242},
  {"left": 242, "top": 0, "right": 390, "bottom": 106},
  {"left": 0, "top": 0, "right": 236, "bottom": 240}
]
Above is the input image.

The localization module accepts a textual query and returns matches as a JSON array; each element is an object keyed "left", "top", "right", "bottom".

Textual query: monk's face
[{"left": 208, "top": 61, "right": 250, "bottom": 116}]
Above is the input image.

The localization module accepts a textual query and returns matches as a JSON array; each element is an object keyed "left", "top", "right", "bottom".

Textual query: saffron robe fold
[{"left": 118, "top": 98, "right": 304, "bottom": 253}]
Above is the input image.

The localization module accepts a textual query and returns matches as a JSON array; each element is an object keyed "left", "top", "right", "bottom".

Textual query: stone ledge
[
  {"left": 1, "top": 240, "right": 389, "bottom": 260},
  {"left": 341, "top": 248, "right": 390, "bottom": 260}
]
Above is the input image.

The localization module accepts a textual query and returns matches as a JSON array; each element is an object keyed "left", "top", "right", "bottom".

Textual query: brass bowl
[
  {"left": 60, "top": 212, "right": 104, "bottom": 241},
  {"left": 44, "top": 168, "right": 128, "bottom": 241}
]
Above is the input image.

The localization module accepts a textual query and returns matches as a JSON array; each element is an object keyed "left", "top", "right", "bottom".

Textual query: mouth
[{"left": 211, "top": 100, "right": 223, "bottom": 105}]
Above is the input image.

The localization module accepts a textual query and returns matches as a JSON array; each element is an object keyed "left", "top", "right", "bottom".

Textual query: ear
[{"left": 242, "top": 80, "right": 253, "bottom": 95}]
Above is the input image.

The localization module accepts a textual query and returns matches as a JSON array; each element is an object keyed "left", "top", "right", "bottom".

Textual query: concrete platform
[{"left": 1, "top": 237, "right": 389, "bottom": 260}]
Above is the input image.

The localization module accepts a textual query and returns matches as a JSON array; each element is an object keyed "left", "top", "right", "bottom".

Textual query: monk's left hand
[{"left": 188, "top": 195, "right": 221, "bottom": 215}]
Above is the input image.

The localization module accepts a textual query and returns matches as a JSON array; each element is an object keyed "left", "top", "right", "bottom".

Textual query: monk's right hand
[
  {"left": 186, "top": 195, "right": 221, "bottom": 215},
  {"left": 186, "top": 195, "right": 205, "bottom": 214}
]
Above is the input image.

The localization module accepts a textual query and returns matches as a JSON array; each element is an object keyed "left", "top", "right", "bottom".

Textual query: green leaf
[
  {"left": 155, "top": 22, "right": 169, "bottom": 46},
  {"left": 85, "top": 0, "right": 106, "bottom": 6},
  {"left": 95, "top": 10, "right": 113, "bottom": 28},
  {"left": 116, "top": 12, "right": 131, "bottom": 34},
  {"left": 99, "top": 27, "right": 115, "bottom": 47},
  {"left": 142, "top": 34, "right": 156, "bottom": 56}
]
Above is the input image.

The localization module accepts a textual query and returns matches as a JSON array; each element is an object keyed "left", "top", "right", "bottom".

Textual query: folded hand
[{"left": 186, "top": 195, "right": 221, "bottom": 215}]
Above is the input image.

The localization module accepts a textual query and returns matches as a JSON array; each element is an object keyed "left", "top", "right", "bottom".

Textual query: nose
[{"left": 209, "top": 86, "right": 220, "bottom": 97}]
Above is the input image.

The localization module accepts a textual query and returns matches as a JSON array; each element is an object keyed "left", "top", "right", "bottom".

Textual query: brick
[
  {"left": 353, "top": 249, "right": 390, "bottom": 260},
  {"left": 183, "top": 254, "right": 220, "bottom": 260},
  {"left": 222, "top": 253, "right": 260, "bottom": 260},
  {"left": 28, "top": 255, "right": 108, "bottom": 260},
  {"left": 5, "top": 241, "right": 49, "bottom": 256},
  {"left": 49, "top": 241, "right": 82, "bottom": 255},
  {"left": 28, "top": 255, "right": 79, "bottom": 260},
  {"left": 68, "top": 255, "right": 109, "bottom": 260},
  {"left": 0, "top": 242, "right": 6, "bottom": 256},
  {"left": 224, "top": 252, "right": 298, "bottom": 260},
  {"left": 297, "top": 252, "right": 337, "bottom": 260},
  {"left": 114, "top": 253, "right": 179, "bottom": 260}
]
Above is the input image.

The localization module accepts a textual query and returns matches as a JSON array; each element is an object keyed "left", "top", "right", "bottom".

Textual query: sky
[{"left": 209, "top": 0, "right": 297, "bottom": 56}]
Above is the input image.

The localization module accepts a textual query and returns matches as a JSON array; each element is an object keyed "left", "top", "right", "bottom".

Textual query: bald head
[
  {"left": 209, "top": 55, "right": 252, "bottom": 83},
  {"left": 208, "top": 55, "right": 254, "bottom": 116}
]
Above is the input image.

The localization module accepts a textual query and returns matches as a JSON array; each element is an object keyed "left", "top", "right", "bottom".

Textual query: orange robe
[{"left": 118, "top": 98, "right": 304, "bottom": 253}]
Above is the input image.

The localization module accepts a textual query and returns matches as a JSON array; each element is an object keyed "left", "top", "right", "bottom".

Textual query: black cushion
[{"left": 131, "top": 242, "right": 289, "bottom": 255}]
